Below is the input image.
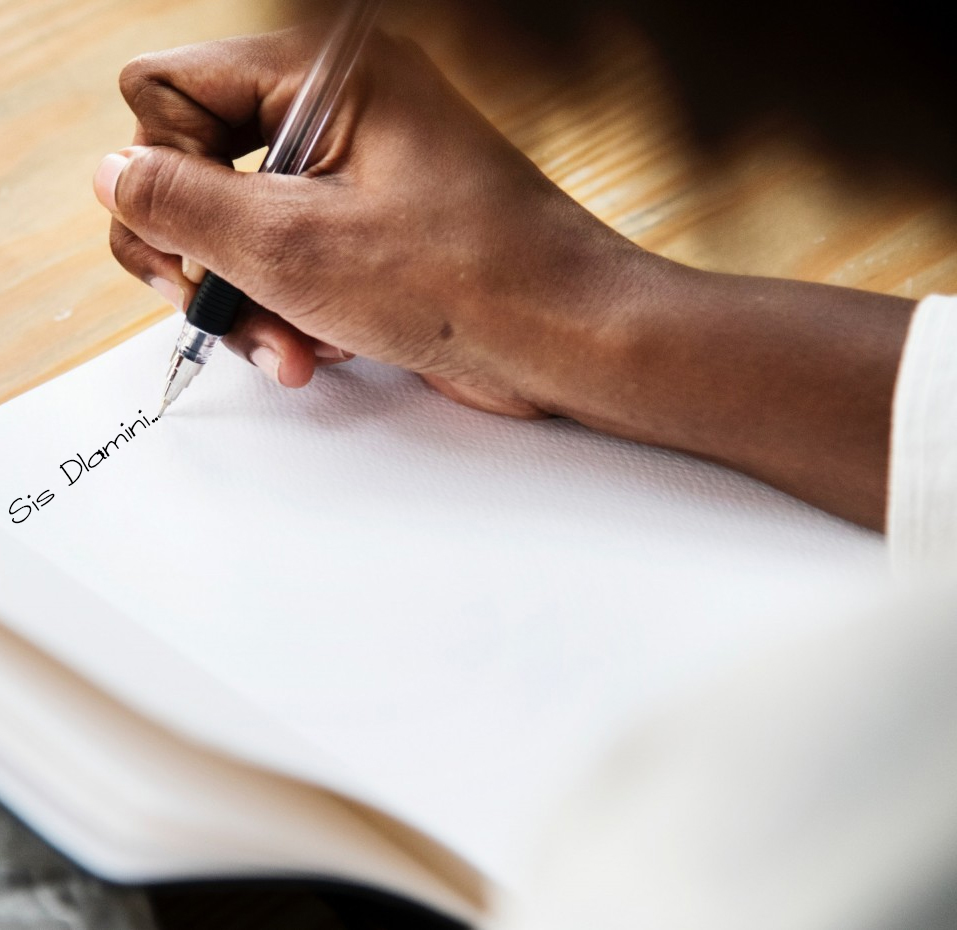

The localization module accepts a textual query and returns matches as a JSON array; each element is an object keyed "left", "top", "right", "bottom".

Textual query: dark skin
[{"left": 94, "top": 27, "right": 915, "bottom": 531}]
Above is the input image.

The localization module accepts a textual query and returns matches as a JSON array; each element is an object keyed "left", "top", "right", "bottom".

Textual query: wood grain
[{"left": 2, "top": 0, "right": 956, "bottom": 407}]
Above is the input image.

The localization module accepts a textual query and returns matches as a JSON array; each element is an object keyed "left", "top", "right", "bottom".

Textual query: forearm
[{"left": 532, "top": 239, "right": 915, "bottom": 530}]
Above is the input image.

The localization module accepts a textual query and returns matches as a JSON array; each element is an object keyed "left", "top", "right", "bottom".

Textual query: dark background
[{"left": 426, "top": 0, "right": 956, "bottom": 190}]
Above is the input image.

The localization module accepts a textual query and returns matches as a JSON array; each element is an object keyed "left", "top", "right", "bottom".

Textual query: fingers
[
  {"left": 125, "top": 77, "right": 237, "bottom": 158},
  {"left": 93, "top": 145, "right": 325, "bottom": 299},
  {"left": 98, "top": 147, "right": 352, "bottom": 388},
  {"left": 111, "top": 209, "right": 351, "bottom": 386},
  {"left": 119, "top": 31, "right": 320, "bottom": 155},
  {"left": 109, "top": 218, "right": 190, "bottom": 311},
  {"left": 223, "top": 304, "right": 318, "bottom": 388},
  {"left": 223, "top": 304, "right": 353, "bottom": 388},
  {"left": 111, "top": 208, "right": 351, "bottom": 388}
]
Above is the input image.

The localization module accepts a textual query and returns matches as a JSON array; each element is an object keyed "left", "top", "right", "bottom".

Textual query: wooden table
[{"left": 2, "top": 1, "right": 956, "bottom": 928}]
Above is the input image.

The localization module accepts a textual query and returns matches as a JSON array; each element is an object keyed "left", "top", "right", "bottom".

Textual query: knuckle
[
  {"left": 108, "top": 220, "right": 136, "bottom": 267},
  {"left": 109, "top": 220, "right": 154, "bottom": 282},
  {"left": 109, "top": 219, "right": 131, "bottom": 257},
  {"left": 119, "top": 54, "right": 161, "bottom": 106}
]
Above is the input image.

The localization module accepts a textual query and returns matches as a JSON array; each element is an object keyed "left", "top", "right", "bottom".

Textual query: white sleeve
[{"left": 887, "top": 294, "right": 957, "bottom": 575}]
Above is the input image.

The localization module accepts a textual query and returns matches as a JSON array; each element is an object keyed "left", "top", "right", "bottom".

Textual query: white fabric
[
  {"left": 888, "top": 294, "right": 957, "bottom": 574},
  {"left": 499, "top": 581, "right": 957, "bottom": 930}
]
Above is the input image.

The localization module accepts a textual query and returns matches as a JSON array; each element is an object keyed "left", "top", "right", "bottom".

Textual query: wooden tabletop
[{"left": 2, "top": 0, "right": 956, "bottom": 409}]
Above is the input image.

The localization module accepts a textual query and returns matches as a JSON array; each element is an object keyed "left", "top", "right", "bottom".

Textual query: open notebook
[{"left": 0, "top": 316, "right": 885, "bottom": 925}]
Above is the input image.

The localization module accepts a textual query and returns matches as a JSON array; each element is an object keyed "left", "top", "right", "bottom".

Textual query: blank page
[{"left": 0, "top": 316, "right": 885, "bottom": 883}]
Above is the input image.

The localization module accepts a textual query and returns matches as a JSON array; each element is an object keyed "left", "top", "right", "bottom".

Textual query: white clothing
[{"left": 889, "top": 294, "right": 957, "bottom": 573}]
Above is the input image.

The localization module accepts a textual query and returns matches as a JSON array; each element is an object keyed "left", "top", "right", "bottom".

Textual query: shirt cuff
[{"left": 888, "top": 294, "right": 957, "bottom": 575}]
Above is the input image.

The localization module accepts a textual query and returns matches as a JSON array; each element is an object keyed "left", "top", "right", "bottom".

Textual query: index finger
[{"left": 120, "top": 28, "right": 323, "bottom": 160}]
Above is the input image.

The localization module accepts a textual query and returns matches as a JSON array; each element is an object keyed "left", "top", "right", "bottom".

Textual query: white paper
[{"left": 0, "top": 316, "right": 886, "bottom": 882}]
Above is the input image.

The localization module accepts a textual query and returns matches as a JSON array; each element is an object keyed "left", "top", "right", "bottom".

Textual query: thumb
[{"left": 93, "top": 145, "right": 307, "bottom": 298}]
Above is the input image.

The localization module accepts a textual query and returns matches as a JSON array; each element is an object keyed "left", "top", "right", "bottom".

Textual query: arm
[
  {"left": 545, "top": 261, "right": 914, "bottom": 531},
  {"left": 93, "top": 27, "right": 914, "bottom": 531}
]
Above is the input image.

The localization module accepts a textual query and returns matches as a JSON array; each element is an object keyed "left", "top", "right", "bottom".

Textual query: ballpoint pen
[{"left": 157, "top": 0, "right": 381, "bottom": 418}]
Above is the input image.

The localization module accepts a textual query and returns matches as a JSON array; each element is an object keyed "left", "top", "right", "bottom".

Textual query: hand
[{"left": 94, "top": 25, "right": 648, "bottom": 417}]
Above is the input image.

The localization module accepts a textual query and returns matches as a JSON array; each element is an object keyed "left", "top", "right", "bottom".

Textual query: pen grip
[{"left": 185, "top": 273, "right": 245, "bottom": 337}]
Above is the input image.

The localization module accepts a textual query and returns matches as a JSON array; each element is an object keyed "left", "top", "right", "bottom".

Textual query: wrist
[
  {"left": 494, "top": 199, "right": 913, "bottom": 530},
  {"left": 515, "top": 224, "right": 694, "bottom": 447}
]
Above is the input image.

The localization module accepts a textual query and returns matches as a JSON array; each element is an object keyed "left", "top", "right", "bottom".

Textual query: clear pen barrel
[
  {"left": 174, "top": 320, "right": 220, "bottom": 365},
  {"left": 263, "top": 0, "right": 381, "bottom": 177}
]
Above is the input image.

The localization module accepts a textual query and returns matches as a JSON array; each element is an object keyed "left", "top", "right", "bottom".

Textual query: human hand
[{"left": 93, "top": 25, "right": 647, "bottom": 417}]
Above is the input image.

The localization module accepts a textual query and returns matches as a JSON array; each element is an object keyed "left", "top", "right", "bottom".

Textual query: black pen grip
[{"left": 185, "top": 272, "right": 245, "bottom": 337}]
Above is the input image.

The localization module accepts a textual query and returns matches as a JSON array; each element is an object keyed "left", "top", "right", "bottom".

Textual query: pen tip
[{"left": 157, "top": 400, "right": 169, "bottom": 420}]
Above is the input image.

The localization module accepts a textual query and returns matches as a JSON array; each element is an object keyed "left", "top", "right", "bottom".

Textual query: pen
[{"left": 158, "top": 0, "right": 381, "bottom": 418}]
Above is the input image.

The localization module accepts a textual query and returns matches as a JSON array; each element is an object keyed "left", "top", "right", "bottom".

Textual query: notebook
[{"left": 0, "top": 315, "right": 885, "bottom": 925}]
